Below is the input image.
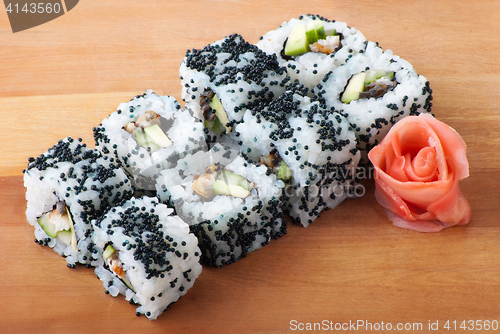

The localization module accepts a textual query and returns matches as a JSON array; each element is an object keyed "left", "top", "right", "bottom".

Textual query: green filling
[
  {"left": 341, "top": 72, "right": 366, "bottom": 104},
  {"left": 315, "top": 22, "right": 327, "bottom": 40},
  {"left": 277, "top": 161, "right": 292, "bottom": 181},
  {"left": 212, "top": 170, "right": 253, "bottom": 198},
  {"left": 218, "top": 170, "right": 253, "bottom": 191},
  {"left": 209, "top": 95, "right": 231, "bottom": 134},
  {"left": 285, "top": 21, "right": 336, "bottom": 57},
  {"left": 284, "top": 24, "right": 309, "bottom": 57},
  {"left": 102, "top": 244, "right": 135, "bottom": 292},
  {"left": 305, "top": 21, "right": 319, "bottom": 44},
  {"left": 205, "top": 117, "right": 226, "bottom": 136},
  {"left": 213, "top": 180, "right": 250, "bottom": 198},
  {"left": 341, "top": 70, "right": 395, "bottom": 103},
  {"left": 37, "top": 205, "right": 77, "bottom": 251},
  {"left": 102, "top": 244, "right": 116, "bottom": 260},
  {"left": 135, "top": 124, "right": 172, "bottom": 151},
  {"left": 37, "top": 213, "right": 59, "bottom": 238}
]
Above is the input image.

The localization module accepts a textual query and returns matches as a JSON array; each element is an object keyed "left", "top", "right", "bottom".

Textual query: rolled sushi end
[
  {"left": 36, "top": 203, "right": 77, "bottom": 251},
  {"left": 24, "top": 136, "right": 134, "bottom": 267},
  {"left": 92, "top": 196, "right": 202, "bottom": 320}
]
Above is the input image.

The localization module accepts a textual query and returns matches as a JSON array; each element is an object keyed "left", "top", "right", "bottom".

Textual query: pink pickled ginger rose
[{"left": 368, "top": 114, "right": 471, "bottom": 232}]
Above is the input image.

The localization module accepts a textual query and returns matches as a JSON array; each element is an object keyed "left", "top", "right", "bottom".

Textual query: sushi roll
[
  {"left": 256, "top": 14, "right": 367, "bottom": 95},
  {"left": 92, "top": 196, "right": 202, "bottom": 320},
  {"left": 93, "top": 90, "right": 207, "bottom": 193},
  {"left": 156, "top": 143, "right": 286, "bottom": 266},
  {"left": 314, "top": 41, "right": 433, "bottom": 164},
  {"left": 234, "top": 84, "right": 361, "bottom": 227},
  {"left": 23, "top": 137, "right": 134, "bottom": 267},
  {"left": 180, "top": 33, "right": 290, "bottom": 143}
]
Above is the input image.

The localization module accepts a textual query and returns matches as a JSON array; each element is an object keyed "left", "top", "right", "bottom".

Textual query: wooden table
[{"left": 1, "top": 1, "right": 500, "bottom": 333}]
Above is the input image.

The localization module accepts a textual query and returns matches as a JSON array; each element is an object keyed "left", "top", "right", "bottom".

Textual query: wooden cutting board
[{"left": 1, "top": 1, "right": 500, "bottom": 333}]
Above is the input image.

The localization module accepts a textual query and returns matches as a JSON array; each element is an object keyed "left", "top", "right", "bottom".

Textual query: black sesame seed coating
[{"left": 24, "top": 137, "right": 134, "bottom": 267}]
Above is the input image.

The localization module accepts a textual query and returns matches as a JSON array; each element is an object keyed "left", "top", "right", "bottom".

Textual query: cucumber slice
[
  {"left": 37, "top": 204, "right": 76, "bottom": 251},
  {"left": 315, "top": 21, "right": 327, "bottom": 40},
  {"left": 305, "top": 21, "right": 318, "bottom": 44},
  {"left": 37, "top": 213, "right": 58, "bottom": 238},
  {"left": 341, "top": 72, "right": 367, "bottom": 103},
  {"left": 209, "top": 95, "right": 232, "bottom": 134},
  {"left": 284, "top": 24, "right": 309, "bottom": 57}
]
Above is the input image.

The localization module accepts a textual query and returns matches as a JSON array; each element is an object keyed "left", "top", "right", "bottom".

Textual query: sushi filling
[
  {"left": 283, "top": 21, "right": 341, "bottom": 59},
  {"left": 192, "top": 164, "right": 254, "bottom": 200},
  {"left": 341, "top": 70, "right": 396, "bottom": 103},
  {"left": 308, "top": 35, "right": 340, "bottom": 54},
  {"left": 200, "top": 88, "right": 232, "bottom": 135},
  {"left": 259, "top": 150, "right": 292, "bottom": 182},
  {"left": 37, "top": 202, "right": 77, "bottom": 251},
  {"left": 102, "top": 244, "right": 135, "bottom": 292},
  {"left": 123, "top": 110, "right": 173, "bottom": 152}
]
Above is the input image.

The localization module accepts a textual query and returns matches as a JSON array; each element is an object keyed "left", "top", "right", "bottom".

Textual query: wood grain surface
[{"left": 1, "top": 1, "right": 500, "bottom": 333}]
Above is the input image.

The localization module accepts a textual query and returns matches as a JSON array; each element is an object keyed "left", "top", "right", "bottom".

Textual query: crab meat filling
[
  {"left": 309, "top": 35, "right": 340, "bottom": 54},
  {"left": 123, "top": 110, "right": 161, "bottom": 134},
  {"left": 103, "top": 245, "right": 135, "bottom": 292}
]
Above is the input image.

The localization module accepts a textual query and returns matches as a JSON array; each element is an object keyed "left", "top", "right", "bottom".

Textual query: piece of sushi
[
  {"left": 93, "top": 90, "right": 207, "bottom": 193},
  {"left": 180, "top": 33, "right": 290, "bottom": 143},
  {"left": 232, "top": 83, "right": 361, "bottom": 227},
  {"left": 156, "top": 143, "right": 286, "bottom": 266},
  {"left": 92, "top": 196, "right": 202, "bottom": 320},
  {"left": 23, "top": 137, "right": 134, "bottom": 267},
  {"left": 314, "top": 41, "right": 433, "bottom": 165},
  {"left": 256, "top": 14, "right": 367, "bottom": 95}
]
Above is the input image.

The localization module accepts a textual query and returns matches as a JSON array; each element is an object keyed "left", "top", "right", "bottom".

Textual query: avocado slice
[
  {"left": 305, "top": 21, "right": 319, "bottom": 44},
  {"left": 364, "top": 70, "right": 394, "bottom": 84},
  {"left": 56, "top": 230, "right": 73, "bottom": 245},
  {"left": 218, "top": 170, "right": 253, "bottom": 191},
  {"left": 284, "top": 24, "right": 309, "bottom": 57},
  {"left": 134, "top": 130, "right": 148, "bottom": 147},
  {"left": 277, "top": 160, "right": 292, "bottom": 181},
  {"left": 144, "top": 124, "right": 172, "bottom": 148},
  {"left": 135, "top": 124, "right": 172, "bottom": 151},
  {"left": 341, "top": 72, "right": 367, "bottom": 103},
  {"left": 213, "top": 180, "right": 250, "bottom": 198},
  {"left": 209, "top": 95, "right": 232, "bottom": 134}
]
